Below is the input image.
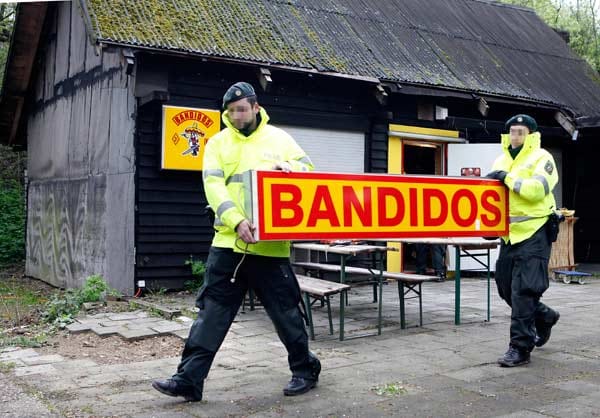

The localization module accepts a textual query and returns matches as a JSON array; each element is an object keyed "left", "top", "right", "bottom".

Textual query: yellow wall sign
[
  {"left": 249, "top": 171, "right": 508, "bottom": 240},
  {"left": 161, "top": 105, "right": 221, "bottom": 171}
]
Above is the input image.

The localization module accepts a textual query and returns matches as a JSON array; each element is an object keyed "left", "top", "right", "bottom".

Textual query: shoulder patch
[{"left": 544, "top": 160, "right": 554, "bottom": 175}]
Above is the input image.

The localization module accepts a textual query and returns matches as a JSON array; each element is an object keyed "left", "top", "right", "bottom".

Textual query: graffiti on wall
[{"left": 26, "top": 177, "right": 107, "bottom": 289}]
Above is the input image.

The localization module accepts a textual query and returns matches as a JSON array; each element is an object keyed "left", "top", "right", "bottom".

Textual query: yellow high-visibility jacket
[
  {"left": 202, "top": 107, "right": 314, "bottom": 257},
  {"left": 491, "top": 132, "right": 559, "bottom": 244}
]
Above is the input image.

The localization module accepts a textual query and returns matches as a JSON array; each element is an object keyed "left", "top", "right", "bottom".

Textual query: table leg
[
  {"left": 304, "top": 292, "right": 314, "bottom": 340},
  {"left": 377, "top": 254, "right": 383, "bottom": 335},
  {"left": 398, "top": 281, "right": 406, "bottom": 329},
  {"left": 340, "top": 256, "right": 346, "bottom": 341},
  {"left": 455, "top": 245, "right": 461, "bottom": 325},
  {"left": 486, "top": 248, "right": 491, "bottom": 322},
  {"left": 339, "top": 290, "right": 345, "bottom": 341},
  {"left": 326, "top": 296, "right": 333, "bottom": 334}
]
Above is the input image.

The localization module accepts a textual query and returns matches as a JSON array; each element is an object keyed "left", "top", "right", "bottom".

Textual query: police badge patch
[{"left": 544, "top": 160, "right": 553, "bottom": 174}]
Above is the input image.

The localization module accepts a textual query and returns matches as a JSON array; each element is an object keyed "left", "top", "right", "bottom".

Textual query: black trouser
[
  {"left": 495, "top": 225, "right": 558, "bottom": 352},
  {"left": 415, "top": 243, "right": 446, "bottom": 274},
  {"left": 172, "top": 247, "right": 317, "bottom": 397}
]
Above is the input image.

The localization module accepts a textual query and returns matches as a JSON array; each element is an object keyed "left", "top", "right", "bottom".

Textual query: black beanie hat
[{"left": 222, "top": 82, "right": 256, "bottom": 109}]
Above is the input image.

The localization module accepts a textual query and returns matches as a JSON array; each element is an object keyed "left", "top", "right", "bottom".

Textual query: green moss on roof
[
  {"left": 84, "top": 0, "right": 600, "bottom": 119},
  {"left": 88, "top": 0, "right": 347, "bottom": 71}
]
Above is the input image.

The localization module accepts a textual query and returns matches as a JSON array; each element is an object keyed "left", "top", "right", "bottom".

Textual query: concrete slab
[
  {"left": 21, "top": 354, "right": 66, "bottom": 366},
  {"left": 118, "top": 328, "right": 158, "bottom": 341}
]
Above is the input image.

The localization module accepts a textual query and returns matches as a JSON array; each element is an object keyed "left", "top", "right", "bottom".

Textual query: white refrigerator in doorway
[{"left": 447, "top": 143, "right": 502, "bottom": 273}]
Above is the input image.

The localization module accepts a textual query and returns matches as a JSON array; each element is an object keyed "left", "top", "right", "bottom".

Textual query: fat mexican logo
[
  {"left": 171, "top": 110, "right": 215, "bottom": 157},
  {"left": 161, "top": 106, "right": 221, "bottom": 171}
]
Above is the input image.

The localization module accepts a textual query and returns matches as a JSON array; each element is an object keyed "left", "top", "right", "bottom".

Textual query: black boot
[
  {"left": 283, "top": 376, "right": 317, "bottom": 396},
  {"left": 283, "top": 356, "right": 321, "bottom": 396},
  {"left": 534, "top": 311, "right": 560, "bottom": 347},
  {"left": 497, "top": 345, "right": 530, "bottom": 367},
  {"left": 152, "top": 379, "right": 202, "bottom": 402}
]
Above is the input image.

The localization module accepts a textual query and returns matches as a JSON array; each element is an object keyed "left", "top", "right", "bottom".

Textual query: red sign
[{"left": 248, "top": 171, "right": 508, "bottom": 241}]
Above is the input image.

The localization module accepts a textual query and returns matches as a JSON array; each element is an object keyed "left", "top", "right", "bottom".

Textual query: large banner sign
[
  {"left": 248, "top": 171, "right": 508, "bottom": 240},
  {"left": 161, "top": 106, "right": 221, "bottom": 171}
]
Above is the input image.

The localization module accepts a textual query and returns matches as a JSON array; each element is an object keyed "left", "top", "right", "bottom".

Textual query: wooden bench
[
  {"left": 296, "top": 274, "right": 351, "bottom": 340},
  {"left": 293, "top": 261, "right": 439, "bottom": 329}
]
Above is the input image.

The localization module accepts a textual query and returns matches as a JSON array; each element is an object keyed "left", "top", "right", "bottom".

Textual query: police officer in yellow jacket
[
  {"left": 153, "top": 82, "right": 320, "bottom": 401},
  {"left": 487, "top": 114, "right": 560, "bottom": 367}
]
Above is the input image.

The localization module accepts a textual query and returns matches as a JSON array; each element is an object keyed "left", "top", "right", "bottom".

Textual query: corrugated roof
[{"left": 86, "top": 0, "right": 600, "bottom": 119}]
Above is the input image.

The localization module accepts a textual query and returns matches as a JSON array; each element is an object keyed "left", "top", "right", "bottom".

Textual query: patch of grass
[
  {"left": 371, "top": 381, "right": 408, "bottom": 396},
  {"left": 0, "top": 360, "right": 16, "bottom": 372},
  {"left": 180, "top": 308, "right": 198, "bottom": 319},
  {"left": 146, "top": 287, "right": 168, "bottom": 297},
  {"left": 0, "top": 330, "right": 48, "bottom": 348},
  {"left": 0, "top": 273, "right": 123, "bottom": 342},
  {"left": 78, "top": 405, "right": 95, "bottom": 415},
  {"left": 0, "top": 278, "right": 47, "bottom": 327}
]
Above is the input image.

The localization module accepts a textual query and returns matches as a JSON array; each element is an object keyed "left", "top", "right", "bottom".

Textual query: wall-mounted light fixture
[
  {"left": 375, "top": 84, "right": 388, "bottom": 106},
  {"left": 258, "top": 67, "right": 272, "bottom": 92},
  {"left": 122, "top": 49, "right": 135, "bottom": 75},
  {"left": 477, "top": 97, "right": 489, "bottom": 117},
  {"left": 435, "top": 105, "right": 448, "bottom": 120},
  {"left": 555, "top": 110, "right": 579, "bottom": 140}
]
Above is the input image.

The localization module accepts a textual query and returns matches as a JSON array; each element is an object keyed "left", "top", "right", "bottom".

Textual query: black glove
[{"left": 485, "top": 170, "right": 507, "bottom": 182}]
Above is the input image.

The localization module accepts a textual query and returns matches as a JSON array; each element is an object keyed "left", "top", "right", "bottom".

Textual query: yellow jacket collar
[
  {"left": 501, "top": 131, "right": 541, "bottom": 154},
  {"left": 221, "top": 107, "right": 270, "bottom": 138}
]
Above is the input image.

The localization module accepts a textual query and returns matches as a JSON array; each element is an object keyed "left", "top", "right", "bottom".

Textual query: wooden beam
[{"left": 8, "top": 96, "right": 24, "bottom": 146}]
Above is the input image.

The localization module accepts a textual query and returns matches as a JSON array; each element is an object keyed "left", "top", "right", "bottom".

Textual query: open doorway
[
  {"left": 402, "top": 141, "right": 445, "bottom": 273},
  {"left": 403, "top": 141, "right": 442, "bottom": 176}
]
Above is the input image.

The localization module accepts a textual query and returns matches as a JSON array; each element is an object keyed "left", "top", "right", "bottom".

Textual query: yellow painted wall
[{"left": 386, "top": 136, "right": 403, "bottom": 271}]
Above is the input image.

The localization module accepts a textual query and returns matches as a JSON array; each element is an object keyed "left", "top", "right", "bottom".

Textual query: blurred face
[
  {"left": 509, "top": 124, "right": 530, "bottom": 148},
  {"left": 226, "top": 98, "right": 259, "bottom": 131}
]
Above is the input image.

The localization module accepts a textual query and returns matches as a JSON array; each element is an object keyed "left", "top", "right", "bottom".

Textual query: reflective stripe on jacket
[
  {"left": 492, "top": 132, "right": 558, "bottom": 244},
  {"left": 202, "top": 107, "right": 314, "bottom": 256}
]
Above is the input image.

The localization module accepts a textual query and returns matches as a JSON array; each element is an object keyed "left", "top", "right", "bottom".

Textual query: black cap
[
  {"left": 505, "top": 114, "right": 537, "bottom": 133},
  {"left": 222, "top": 82, "right": 256, "bottom": 109}
]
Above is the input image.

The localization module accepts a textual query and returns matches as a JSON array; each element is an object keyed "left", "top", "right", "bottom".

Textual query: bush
[
  {"left": 184, "top": 257, "right": 206, "bottom": 292},
  {"left": 0, "top": 180, "right": 25, "bottom": 266},
  {"left": 0, "top": 145, "right": 26, "bottom": 267},
  {"left": 79, "top": 274, "right": 110, "bottom": 303},
  {"left": 42, "top": 289, "right": 82, "bottom": 325},
  {"left": 42, "top": 275, "right": 119, "bottom": 327}
]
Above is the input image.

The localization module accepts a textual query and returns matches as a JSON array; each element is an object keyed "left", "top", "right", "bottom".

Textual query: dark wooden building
[{"left": 2, "top": 0, "right": 600, "bottom": 294}]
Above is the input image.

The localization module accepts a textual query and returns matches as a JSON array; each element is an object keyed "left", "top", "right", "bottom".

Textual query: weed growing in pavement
[
  {"left": 0, "top": 331, "right": 47, "bottom": 348},
  {"left": 371, "top": 382, "right": 408, "bottom": 396},
  {"left": 42, "top": 275, "right": 120, "bottom": 327},
  {"left": 42, "top": 289, "right": 82, "bottom": 325},
  {"left": 181, "top": 308, "right": 198, "bottom": 319},
  {"left": 0, "top": 361, "right": 16, "bottom": 372}
]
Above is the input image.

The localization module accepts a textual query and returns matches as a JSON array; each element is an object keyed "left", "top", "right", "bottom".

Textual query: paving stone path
[
  {"left": 2, "top": 278, "right": 600, "bottom": 417},
  {"left": 66, "top": 311, "right": 193, "bottom": 341}
]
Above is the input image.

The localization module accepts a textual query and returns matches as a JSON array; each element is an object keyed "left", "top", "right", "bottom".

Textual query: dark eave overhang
[
  {"left": 113, "top": 40, "right": 573, "bottom": 118},
  {"left": 0, "top": 2, "right": 48, "bottom": 146}
]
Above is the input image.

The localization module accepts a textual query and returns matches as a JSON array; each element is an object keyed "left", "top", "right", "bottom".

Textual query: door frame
[{"left": 386, "top": 124, "right": 464, "bottom": 272}]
